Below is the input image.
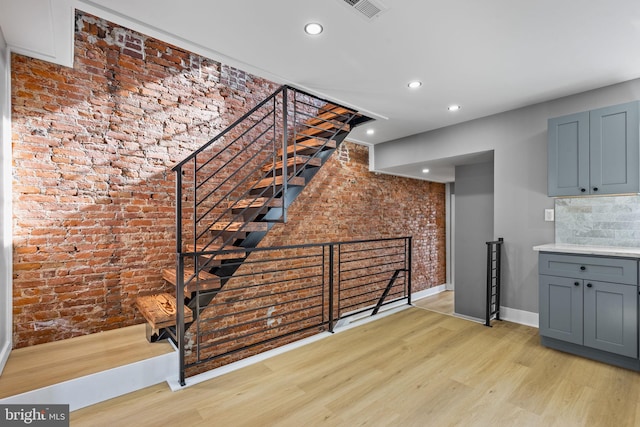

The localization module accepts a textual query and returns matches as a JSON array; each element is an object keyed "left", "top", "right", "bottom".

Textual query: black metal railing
[
  {"left": 172, "top": 85, "right": 361, "bottom": 306},
  {"left": 485, "top": 238, "right": 504, "bottom": 327},
  {"left": 177, "top": 236, "right": 411, "bottom": 384}
]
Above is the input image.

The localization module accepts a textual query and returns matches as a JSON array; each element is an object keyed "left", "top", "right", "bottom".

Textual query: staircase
[{"left": 135, "top": 86, "right": 371, "bottom": 366}]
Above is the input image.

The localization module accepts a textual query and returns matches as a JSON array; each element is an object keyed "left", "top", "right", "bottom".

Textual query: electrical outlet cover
[{"left": 544, "top": 209, "right": 554, "bottom": 222}]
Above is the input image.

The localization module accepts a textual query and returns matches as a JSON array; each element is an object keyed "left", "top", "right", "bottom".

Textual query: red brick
[{"left": 10, "top": 11, "right": 444, "bottom": 354}]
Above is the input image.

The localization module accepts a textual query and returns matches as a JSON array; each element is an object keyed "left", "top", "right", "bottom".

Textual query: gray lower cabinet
[
  {"left": 539, "top": 252, "right": 639, "bottom": 364},
  {"left": 583, "top": 280, "right": 637, "bottom": 358},
  {"left": 539, "top": 275, "right": 582, "bottom": 345}
]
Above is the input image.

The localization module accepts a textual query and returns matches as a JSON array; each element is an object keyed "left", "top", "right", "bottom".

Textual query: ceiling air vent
[{"left": 340, "top": 0, "right": 388, "bottom": 21}]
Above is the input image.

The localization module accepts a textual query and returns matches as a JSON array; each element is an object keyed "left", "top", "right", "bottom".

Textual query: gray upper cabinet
[
  {"left": 548, "top": 101, "right": 640, "bottom": 197},
  {"left": 548, "top": 111, "right": 589, "bottom": 196}
]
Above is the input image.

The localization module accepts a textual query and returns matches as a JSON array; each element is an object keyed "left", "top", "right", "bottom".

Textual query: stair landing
[{"left": 0, "top": 324, "right": 174, "bottom": 410}]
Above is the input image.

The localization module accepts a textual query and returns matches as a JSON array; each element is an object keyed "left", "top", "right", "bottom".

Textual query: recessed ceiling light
[
  {"left": 448, "top": 105, "right": 461, "bottom": 111},
  {"left": 366, "top": 129, "right": 375, "bottom": 135},
  {"left": 408, "top": 81, "right": 422, "bottom": 89},
  {"left": 304, "top": 23, "right": 323, "bottom": 35},
  {"left": 422, "top": 168, "right": 430, "bottom": 173}
]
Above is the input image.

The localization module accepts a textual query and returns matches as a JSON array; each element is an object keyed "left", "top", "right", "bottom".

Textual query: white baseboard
[
  {"left": 455, "top": 307, "right": 539, "bottom": 328},
  {"left": 409, "top": 285, "right": 539, "bottom": 329},
  {"left": 411, "top": 284, "right": 447, "bottom": 301},
  {"left": 0, "top": 351, "right": 175, "bottom": 411},
  {"left": 499, "top": 306, "right": 539, "bottom": 328},
  {"left": 452, "top": 312, "right": 485, "bottom": 324}
]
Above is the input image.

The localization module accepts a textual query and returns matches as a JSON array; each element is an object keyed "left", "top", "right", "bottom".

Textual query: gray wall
[
  {"left": 0, "top": 30, "right": 11, "bottom": 373},
  {"left": 454, "top": 161, "right": 494, "bottom": 320},
  {"left": 373, "top": 78, "right": 640, "bottom": 315}
]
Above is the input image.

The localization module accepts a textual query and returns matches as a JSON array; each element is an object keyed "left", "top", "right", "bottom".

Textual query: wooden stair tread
[
  {"left": 296, "top": 120, "right": 350, "bottom": 139},
  {"left": 162, "top": 268, "right": 222, "bottom": 292},
  {"left": 261, "top": 156, "right": 322, "bottom": 172},
  {"left": 231, "top": 197, "right": 282, "bottom": 210},
  {"left": 210, "top": 221, "right": 269, "bottom": 232},
  {"left": 185, "top": 244, "right": 245, "bottom": 260},
  {"left": 305, "top": 106, "right": 352, "bottom": 127},
  {"left": 253, "top": 175, "right": 305, "bottom": 189},
  {"left": 135, "top": 293, "right": 193, "bottom": 329},
  {"left": 278, "top": 139, "right": 337, "bottom": 156}
]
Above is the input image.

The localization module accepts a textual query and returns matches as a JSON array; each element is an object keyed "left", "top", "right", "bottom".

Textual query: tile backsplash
[{"left": 555, "top": 195, "right": 640, "bottom": 247}]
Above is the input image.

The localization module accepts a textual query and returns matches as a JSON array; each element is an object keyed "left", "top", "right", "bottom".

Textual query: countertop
[{"left": 533, "top": 243, "right": 640, "bottom": 258}]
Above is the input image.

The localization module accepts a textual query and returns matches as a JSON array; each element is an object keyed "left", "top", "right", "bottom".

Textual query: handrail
[
  {"left": 171, "top": 85, "right": 286, "bottom": 171},
  {"left": 176, "top": 236, "right": 412, "bottom": 385},
  {"left": 171, "top": 84, "right": 359, "bottom": 172},
  {"left": 175, "top": 86, "right": 364, "bottom": 290}
]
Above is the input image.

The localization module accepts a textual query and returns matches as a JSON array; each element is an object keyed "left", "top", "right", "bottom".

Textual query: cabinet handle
[
  {"left": 580, "top": 266, "right": 586, "bottom": 271},
  {"left": 580, "top": 188, "right": 586, "bottom": 193},
  {"left": 586, "top": 283, "right": 593, "bottom": 288},
  {"left": 593, "top": 187, "right": 599, "bottom": 192},
  {"left": 574, "top": 282, "right": 580, "bottom": 286}
]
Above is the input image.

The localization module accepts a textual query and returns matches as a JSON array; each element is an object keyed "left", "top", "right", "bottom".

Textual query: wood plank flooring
[
  {"left": 414, "top": 290, "right": 454, "bottom": 315},
  {"left": 71, "top": 308, "right": 640, "bottom": 426},
  {"left": 0, "top": 324, "right": 173, "bottom": 399}
]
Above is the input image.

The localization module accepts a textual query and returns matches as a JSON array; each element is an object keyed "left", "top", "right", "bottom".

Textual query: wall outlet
[{"left": 544, "top": 209, "right": 554, "bottom": 222}]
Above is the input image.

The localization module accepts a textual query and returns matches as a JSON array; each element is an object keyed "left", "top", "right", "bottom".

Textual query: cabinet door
[
  {"left": 590, "top": 101, "right": 640, "bottom": 195},
  {"left": 583, "top": 280, "right": 638, "bottom": 358},
  {"left": 548, "top": 111, "right": 590, "bottom": 196},
  {"left": 539, "top": 275, "right": 583, "bottom": 344}
]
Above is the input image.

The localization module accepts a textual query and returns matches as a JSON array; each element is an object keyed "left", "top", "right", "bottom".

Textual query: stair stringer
[{"left": 185, "top": 129, "right": 352, "bottom": 317}]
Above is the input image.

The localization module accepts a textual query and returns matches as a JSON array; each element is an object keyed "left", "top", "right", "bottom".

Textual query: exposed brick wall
[
  {"left": 11, "top": 12, "right": 277, "bottom": 348},
  {"left": 11, "top": 12, "right": 445, "bottom": 349},
  {"left": 263, "top": 142, "right": 445, "bottom": 289}
]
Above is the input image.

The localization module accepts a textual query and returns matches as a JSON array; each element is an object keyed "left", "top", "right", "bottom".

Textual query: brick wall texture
[{"left": 11, "top": 11, "right": 445, "bottom": 349}]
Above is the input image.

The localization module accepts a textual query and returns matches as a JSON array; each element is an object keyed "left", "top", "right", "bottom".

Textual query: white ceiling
[{"left": 2, "top": 0, "right": 640, "bottom": 181}]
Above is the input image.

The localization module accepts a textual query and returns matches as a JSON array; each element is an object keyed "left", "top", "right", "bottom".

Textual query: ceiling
[{"left": 2, "top": 0, "right": 640, "bottom": 181}]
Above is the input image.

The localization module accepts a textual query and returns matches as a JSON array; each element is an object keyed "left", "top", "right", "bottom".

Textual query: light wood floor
[
  {"left": 0, "top": 324, "right": 173, "bottom": 399},
  {"left": 71, "top": 308, "right": 640, "bottom": 426},
  {"left": 414, "top": 290, "right": 454, "bottom": 315}
]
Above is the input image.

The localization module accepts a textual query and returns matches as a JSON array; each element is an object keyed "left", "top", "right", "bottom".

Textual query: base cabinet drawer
[{"left": 539, "top": 253, "right": 637, "bottom": 285}]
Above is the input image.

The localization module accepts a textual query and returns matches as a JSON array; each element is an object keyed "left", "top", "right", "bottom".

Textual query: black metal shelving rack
[{"left": 485, "top": 238, "right": 504, "bottom": 327}]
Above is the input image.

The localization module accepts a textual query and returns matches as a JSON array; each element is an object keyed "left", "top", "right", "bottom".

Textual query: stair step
[
  {"left": 261, "top": 156, "right": 322, "bottom": 173},
  {"left": 210, "top": 221, "right": 269, "bottom": 232},
  {"left": 231, "top": 197, "right": 283, "bottom": 210},
  {"left": 305, "top": 106, "right": 352, "bottom": 128},
  {"left": 253, "top": 175, "right": 305, "bottom": 190},
  {"left": 135, "top": 293, "right": 193, "bottom": 330},
  {"left": 162, "top": 268, "right": 222, "bottom": 292},
  {"left": 296, "top": 120, "right": 350, "bottom": 139},
  {"left": 278, "top": 138, "right": 337, "bottom": 157},
  {"left": 185, "top": 244, "right": 246, "bottom": 260}
]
